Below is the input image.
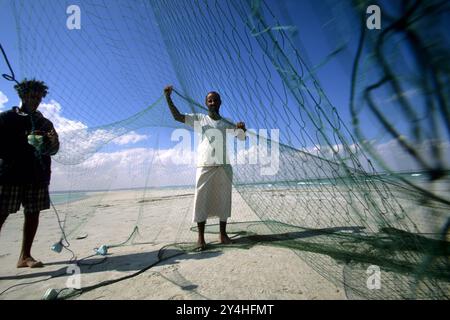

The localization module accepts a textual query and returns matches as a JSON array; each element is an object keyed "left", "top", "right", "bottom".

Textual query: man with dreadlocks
[{"left": 0, "top": 78, "right": 59, "bottom": 268}]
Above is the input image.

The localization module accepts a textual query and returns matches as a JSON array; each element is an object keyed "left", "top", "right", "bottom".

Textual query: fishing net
[{"left": 2, "top": 0, "right": 449, "bottom": 299}]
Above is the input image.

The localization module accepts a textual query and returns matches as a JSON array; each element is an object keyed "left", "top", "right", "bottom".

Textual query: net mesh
[{"left": 3, "top": 0, "right": 449, "bottom": 299}]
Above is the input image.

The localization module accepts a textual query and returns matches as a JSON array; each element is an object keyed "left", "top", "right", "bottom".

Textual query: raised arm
[{"left": 164, "top": 85, "right": 185, "bottom": 123}]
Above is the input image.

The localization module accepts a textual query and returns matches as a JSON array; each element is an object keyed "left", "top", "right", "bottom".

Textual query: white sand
[{"left": 0, "top": 188, "right": 345, "bottom": 300}]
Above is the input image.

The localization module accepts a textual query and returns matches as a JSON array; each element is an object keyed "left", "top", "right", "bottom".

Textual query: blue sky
[
  {"left": 0, "top": 0, "right": 447, "bottom": 190},
  {"left": 0, "top": 0, "right": 354, "bottom": 127}
]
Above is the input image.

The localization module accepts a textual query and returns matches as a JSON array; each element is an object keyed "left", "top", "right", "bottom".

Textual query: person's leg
[
  {"left": 219, "top": 166, "right": 232, "bottom": 245},
  {"left": 17, "top": 210, "right": 43, "bottom": 268},
  {"left": 219, "top": 220, "right": 232, "bottom": 244},
  {"left": 197, "top": 221, "right": 207, "bottom": 249},
  {"left": 1, "top": 184, "right": 17, "bottom": 232},
  {"left": 0, "top": 214, "right": 8, "bottom": 232}
]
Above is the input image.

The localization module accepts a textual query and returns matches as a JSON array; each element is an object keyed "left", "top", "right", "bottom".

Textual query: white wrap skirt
[{"left": 193, "top": 165, "right": 233, "bottom": 223}]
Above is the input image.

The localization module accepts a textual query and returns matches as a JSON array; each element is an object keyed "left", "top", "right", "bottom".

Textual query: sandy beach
[{"left": 0, "top": 187, "right": 346, "bottom": 300}]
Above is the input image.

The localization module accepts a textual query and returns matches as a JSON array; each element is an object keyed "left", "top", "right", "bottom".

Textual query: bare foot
[
  {"left": 195, "top": 239, "right": 207, "bottom": 251},
  {"left": 17, "top": 257, "right": 44, "bottom": 268},
  {"left": 220, "top": 234, "right": 232, "bottom": 244}
]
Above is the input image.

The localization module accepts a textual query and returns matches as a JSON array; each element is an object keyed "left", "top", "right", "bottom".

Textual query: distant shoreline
[
  {"left": 50, "top": 184, "right": 196, "bottom": 194},
  {"left": 49, "top": 170, "right": 449, "bottom": 194}
]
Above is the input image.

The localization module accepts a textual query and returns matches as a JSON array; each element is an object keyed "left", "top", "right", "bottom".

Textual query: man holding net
[
  {"left": 164, "top": 85, "right": 246, "bottom": 250},
  {"left": 0, "top": 79, "right": 59, "bottom": 268}
]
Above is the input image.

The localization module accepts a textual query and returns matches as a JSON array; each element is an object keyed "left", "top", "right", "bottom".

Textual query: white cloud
[
  {"left": 39, "top": 100, "right": 87, "bottom": 132},
  {"left": 35, "top": 98, "right": 198, "bottom": 190},
  {"left": 39, "top": 100, "right": 199, "bottom": 190},
  {"left": 369, "top": 139, "right": 450, "bottom": 172},
  {"left": 38, "top": 100, "right": 150, "bottom": 165},
  {"left": 112, "top": 131, "right": 148, "bottom": 145},
  {"left": 297, "top": 138, "right": 450, "bottom": 174},
  {"left": 51, "top": 147, "right": 197, "bottom": 191},
  {"left": 0, "top": 91, "right": 8, "bottom": 111}
]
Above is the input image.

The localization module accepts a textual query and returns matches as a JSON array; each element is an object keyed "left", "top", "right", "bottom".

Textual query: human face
[
  {"left": 21, "top": 91, "right": 44, "bottom": 114},
  {"left": 206, "top": 92, "right": 221, "bottom": 114}
]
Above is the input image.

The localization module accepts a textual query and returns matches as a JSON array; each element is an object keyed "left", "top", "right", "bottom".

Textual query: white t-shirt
[{"left": 185, "top": 113, "right": 245, "bottom": 167}]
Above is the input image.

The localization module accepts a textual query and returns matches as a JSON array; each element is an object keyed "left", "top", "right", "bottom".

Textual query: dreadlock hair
[{"left": 14, "top": 78, "right": 49, "bottom": 99}]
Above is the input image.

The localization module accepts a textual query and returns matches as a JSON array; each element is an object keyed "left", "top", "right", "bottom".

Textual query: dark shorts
[{"left": 0, "top": 184, "right": 50, "bottom": 215}]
